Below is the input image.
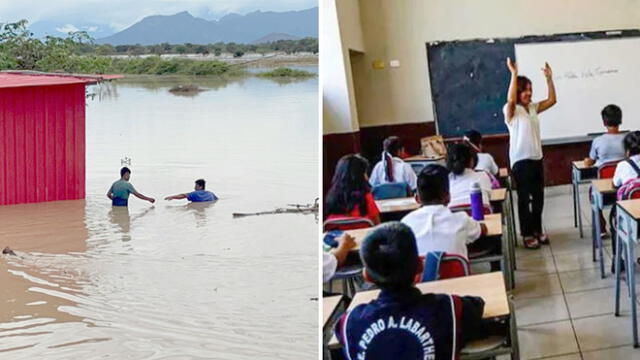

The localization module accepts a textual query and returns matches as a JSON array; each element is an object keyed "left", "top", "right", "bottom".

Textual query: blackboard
[{"left": 427, "top": 29, "right": 640, "bottom": 138}]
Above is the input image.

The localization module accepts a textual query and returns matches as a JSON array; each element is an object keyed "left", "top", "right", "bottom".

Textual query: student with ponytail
[
  {"left": 447, "top": 143, "right": 492, "bottom": 209},
  {"left": 369, "top": 136, "right": 417, "bottom": 191},
  {"left": 464, "top": 129, "right": 499, "bottom": 175}
]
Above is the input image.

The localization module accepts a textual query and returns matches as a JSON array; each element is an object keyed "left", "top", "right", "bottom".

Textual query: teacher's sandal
[{"left": 523, "top": 236, "right": 541, "bottom": 249}]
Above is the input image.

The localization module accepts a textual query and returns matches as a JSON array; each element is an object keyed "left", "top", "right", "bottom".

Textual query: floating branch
[{"left": 233, "top": 198, "right": 318, "bottom": 218}]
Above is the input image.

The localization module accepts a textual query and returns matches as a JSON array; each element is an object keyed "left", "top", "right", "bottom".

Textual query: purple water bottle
[{"left": 470, "top": 181, "right": 484, "bottom": 221}]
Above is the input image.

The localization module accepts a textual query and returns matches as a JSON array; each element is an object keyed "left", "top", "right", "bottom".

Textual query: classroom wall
[
  {"left": 324, "top": 0, "right": 640, "bottom": 188},
  {"left": 322, "top": 0, "right": 366, "bottom": 193},
  {"left": 356, "top": 0, "right": 640, "bottom": 128}
]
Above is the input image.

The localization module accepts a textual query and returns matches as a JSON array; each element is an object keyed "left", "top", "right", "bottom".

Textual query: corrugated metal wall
[{"left": 0, "top": 84, "right": 86, "bottom": 205}]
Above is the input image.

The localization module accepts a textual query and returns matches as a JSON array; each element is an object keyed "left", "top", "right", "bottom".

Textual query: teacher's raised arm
[
  {"left": 505, "top": 57, "right": 518, "bottom": 122},
  {"left": 537, "top": 62, "right": 557, "bottom": 114}
]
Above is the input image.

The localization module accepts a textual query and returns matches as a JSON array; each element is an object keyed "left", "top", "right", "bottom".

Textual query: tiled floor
[{"left": 496, "top": 184, "right": 640, "bottom": 359}]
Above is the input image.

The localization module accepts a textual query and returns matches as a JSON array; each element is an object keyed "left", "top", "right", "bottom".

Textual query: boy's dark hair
[
  {"left": 447, "top": 143, "right": 476, "bottom": 175},
  {"left": 360, "top": 222, "right": 418, "bottom": 290},
  {"left": 601, "top": 104, "right": 622, "bottom": 127},
  {"left": 325, "top": 154, "right": 371, "bottom": 216},
  {"left": 120, "top": 167, "right": 131, "bottom": 177},
  {"left": 195, "top": 179, "right": 206, "bottom": 189},
  {"left": 464, "top": 129, "right": 482, "bottom": 147},
  {"left": 417, "top": 164, "right": 450, "bottom": 204},
  {"left": 516, "top": 76, "right": 532, "bottom": 104},
  {"left": 624, "top": 131, "right": 640, "bottom": 156}
]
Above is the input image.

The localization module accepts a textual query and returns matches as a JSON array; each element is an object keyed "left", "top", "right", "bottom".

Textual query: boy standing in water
[
  {"left": 165, "top": 179, "right": 218, "bottom": 202},
  {"left": 107, "top": 167, "right": 155, "bottom": 206}
]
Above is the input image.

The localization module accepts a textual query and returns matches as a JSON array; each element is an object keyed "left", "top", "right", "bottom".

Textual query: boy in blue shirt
[
  {"left": 165, "top": 179, "right": 218, "bottom": 202},
  {"left": 107, "top": 167, "right": 155, "bottom": 206},
  {"left": 335, "top": 222, "right": 491, "bottom": 359}
]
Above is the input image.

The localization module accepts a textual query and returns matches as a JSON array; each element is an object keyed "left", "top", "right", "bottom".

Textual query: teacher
[{"left": 504, "top": 57, "right": 556, "bottom": 249}]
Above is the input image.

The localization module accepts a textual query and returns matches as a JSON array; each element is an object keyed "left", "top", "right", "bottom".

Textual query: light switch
[{"left": 390, "top": 60, "right": 400, "bottom": 68}]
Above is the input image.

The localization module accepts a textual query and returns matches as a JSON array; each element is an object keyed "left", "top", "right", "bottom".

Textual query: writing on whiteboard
[{"left": 558, "top": 67, "right": 619, "bottom": 81}]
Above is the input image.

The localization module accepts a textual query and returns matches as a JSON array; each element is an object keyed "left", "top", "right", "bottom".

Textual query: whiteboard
[{"left": 515, "top": 38, "right": 640, "bottom": 140}]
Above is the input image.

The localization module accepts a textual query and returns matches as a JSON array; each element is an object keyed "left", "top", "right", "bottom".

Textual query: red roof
[{"left": 0, "top": 72, "right": 123, "bottom": 89}]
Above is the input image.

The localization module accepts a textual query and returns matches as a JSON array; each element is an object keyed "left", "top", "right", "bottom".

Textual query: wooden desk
[
  {"left": 344, "top": 213, "right": 503, "bottom": 251},
  {"left": 376, "top": 189, "right": 507, "bottom": 214},
  {"left": 572, "top": 160, "right": 598, "bottom": 238},
  {"left": 323, "top": 295, "right": 343, "bottom": 330},
  {"left": 590, "top": 179, "right": 617, "bottom": 279},
  {"left": 328, "top": 272, "right": 509, "bottom": 349},
  {"left": 404, "top": 155, "right": 444, "bottom": 162},
  {"left": 614, "top": 198, "right": 640, "bottom": 347}
]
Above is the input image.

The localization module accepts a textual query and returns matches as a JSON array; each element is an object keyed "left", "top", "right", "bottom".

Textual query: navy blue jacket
[{"left": 335, "top": 287, "right": 484, "bottom": 360}]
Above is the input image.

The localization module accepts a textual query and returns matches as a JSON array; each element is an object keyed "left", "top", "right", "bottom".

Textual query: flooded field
[{"left": 0, "top": 70, "right": 318, "bottom": 359}]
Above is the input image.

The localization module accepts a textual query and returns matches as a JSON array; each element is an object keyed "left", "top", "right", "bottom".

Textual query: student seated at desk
[
  {"left": 464, "top": 129, "right": 499, "bottom": 176},
  {"left": 335, "top": 222, "right": 490, "bottom": 359},
  {"left": 325, "top": 154, "right": 381, "bottom": 225},
  {"left": 447, "top": 143, "right": 492, "bottom": 209},
  {"left": 609, "top": 131, "right": 640, "bottom": 272},
  {"left": 401, "top": 164, "right": 486, "bottom": 259},
  {"left": 584, "top": 104, "right": 625, "bottom": 167},
  {"left": 613, "top": 131, "right": 640, "bottom": 187},
  {"left": 369, "top": 136, "right": 417, "bottom": 192},
  {"left": 323, "top": 233, "right": 356, "bottom": 283}
]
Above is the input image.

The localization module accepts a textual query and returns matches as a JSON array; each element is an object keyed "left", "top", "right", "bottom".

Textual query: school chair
[
  {"left": 323, "top": 217, "right": 374, "bottom": 231},
  {"left": 420, "top": 252, "right": 470, "bottom": 282},
  {"left": 598, "top": 160, "right": 620, "bottom": 179},
  {"left": 460, "top": 299, "right": 520, "bottom": 360},
  {"left": 409, "top": 162, "right": 426, "bottom": 174},
  {"left": 371, "top": 182, "right": 411, "bottom": 200}
]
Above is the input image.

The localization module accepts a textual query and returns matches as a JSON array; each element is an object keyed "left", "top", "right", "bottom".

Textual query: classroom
[{"left": 322, "top": 1, "right": 640, "bottom": 359}]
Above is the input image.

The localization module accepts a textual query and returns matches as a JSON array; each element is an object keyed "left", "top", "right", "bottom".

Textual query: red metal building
[{"left": 0, "top": 72, "right": 118, "bottom": 205}]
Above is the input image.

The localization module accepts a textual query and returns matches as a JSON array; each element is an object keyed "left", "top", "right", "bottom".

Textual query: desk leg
[
  {"left": 571, "top": 171, "right": 578, "bottom": 227},
  {"left": 615, "top": 229, "right": 622, "bottom": 316},
  {"left": 629, "top": 236, "right": 639, "bottom": 348},
  {"left": 577, "top": 180, "right": 584, "bottom": 238},
  {"left": 593, "top": 199, "right": 605, "bottom": 278}
]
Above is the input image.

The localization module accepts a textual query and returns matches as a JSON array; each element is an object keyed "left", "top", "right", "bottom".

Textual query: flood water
[{"left": 0, "top": 70, "right": 318, "bottom": 359}]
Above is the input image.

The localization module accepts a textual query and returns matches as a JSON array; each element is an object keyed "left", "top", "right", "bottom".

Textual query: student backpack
[{"left": 616, "top": 159, "right": 640, "bottom": 200}]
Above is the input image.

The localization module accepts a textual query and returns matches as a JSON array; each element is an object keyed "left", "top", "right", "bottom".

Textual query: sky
[{"left": 0, "top": 0, "right": 317, "bottom": 36}]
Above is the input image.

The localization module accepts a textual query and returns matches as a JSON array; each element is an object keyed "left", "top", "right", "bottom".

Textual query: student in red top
[{"left": 325, "top": 154, "right": 381, "bottom": 225}]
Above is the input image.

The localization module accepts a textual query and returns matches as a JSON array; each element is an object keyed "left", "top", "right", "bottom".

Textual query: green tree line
[{"left": 0, "top": 20, "right": 315, "bottom": 76}]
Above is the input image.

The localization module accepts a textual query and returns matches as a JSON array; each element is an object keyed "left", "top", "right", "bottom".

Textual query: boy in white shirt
[
  {"left": 369, "top": 136, "right": 418, "bottom": 191},
  {"left": 447, "top": 143, "right": 493, "bottom": 209},
  {"left": 401, "top": 164, "right": 487, "bottom": 259},
  {"left": 464, "top": 129, "right": 499, "bottom": 175}
]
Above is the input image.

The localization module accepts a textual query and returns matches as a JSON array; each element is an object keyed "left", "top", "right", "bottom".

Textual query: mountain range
[{"left": 92, "top": 7, "right": 317, "bottom": 45}]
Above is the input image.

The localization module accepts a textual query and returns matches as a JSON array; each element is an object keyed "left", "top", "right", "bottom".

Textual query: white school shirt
[
  {"left": 369, "top": 157, "right": 418, "bottom": 190},
  {"left": 475, "top": 153, "right": 499, "bottom": 175},
  {"left": 503, "top": 103, "right": 543, "bottom": 167},
  {"left": 613, "top": 155, "right": 640, "bottom": 187},
  {"left": 323, "top": 252, "right": 337, "bottom": 283},
  {"left": 448, "top": 169, "right": 492, "bottom": 208},
  {"left": 401, "top": 204, "right": 482, "bottom": 258}
]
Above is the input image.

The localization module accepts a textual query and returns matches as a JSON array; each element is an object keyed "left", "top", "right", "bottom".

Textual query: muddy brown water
[{"left": 0, "top": 72, "right": 318, "bottom": 359}]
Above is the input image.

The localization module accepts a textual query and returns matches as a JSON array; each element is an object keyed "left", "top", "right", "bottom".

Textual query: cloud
[
  {"left": 55, "top": 24, "right": 79, "bottom": 33},
  {"left": 86, "top": 26, "right": 98, "bottom": 32}
]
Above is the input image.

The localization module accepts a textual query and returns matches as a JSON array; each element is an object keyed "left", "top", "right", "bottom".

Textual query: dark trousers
[{"left": 512, "top": 159, "right": 544, "bottom": 237}]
